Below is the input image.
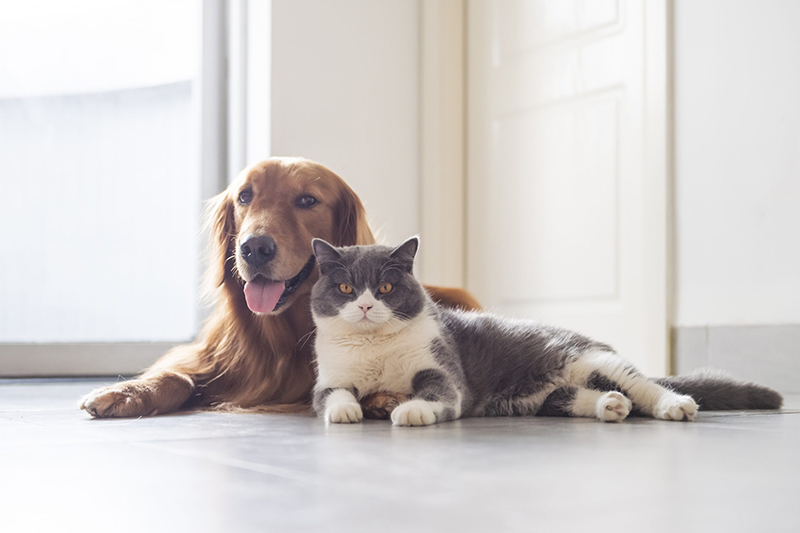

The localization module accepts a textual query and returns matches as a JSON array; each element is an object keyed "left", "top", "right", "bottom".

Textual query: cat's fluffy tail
[{"left": 655, "top": 369, "right": 783, "bottom": 410}]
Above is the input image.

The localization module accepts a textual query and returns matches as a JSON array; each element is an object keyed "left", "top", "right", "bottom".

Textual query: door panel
[{"left": 467, "top": 0, "right": 666, "bottom": 375}]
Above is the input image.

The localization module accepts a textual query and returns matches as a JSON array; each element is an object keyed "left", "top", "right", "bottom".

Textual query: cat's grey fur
[{"left": 310, "top": 237, "right": 783, "bottom": 426}]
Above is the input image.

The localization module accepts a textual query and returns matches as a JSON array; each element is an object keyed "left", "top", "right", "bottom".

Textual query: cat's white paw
[
  {"left": 325, "top": 401, "right": 363, "bottom": 424},
  {"left": 596, "top": 391, "right": 632, "bottom": 422},
  {"left": 391, "top": 400, "right": 438, "bottom": 427},
  {"left": 654, "top": 394, "right": 698, "bottom": 422}
]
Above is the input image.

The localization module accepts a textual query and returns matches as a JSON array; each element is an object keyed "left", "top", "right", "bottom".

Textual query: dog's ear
[
  {"left": 312, "top": 238, "right": 342, "bottom": 276},
  {"left": 203, "top": 190, "right": 236, "bottom": 293},
  {"left": 333, "top": 180, "right": 375, "bottom": 246}
]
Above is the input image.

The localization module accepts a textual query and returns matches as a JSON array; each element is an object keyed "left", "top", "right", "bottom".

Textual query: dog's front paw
[
  {"left": 655, "top": 394, "right": 698, "bottom": 422},
  {"left": 596, "top": 391, "right": 632, "bottom": 422},
  {"left": 361, "top": 391, "right": 409, "bottom": 419},
  {"left": 391, "top": 400, "right": 438, "bottom": 427},
  {"left": 79, "top": 383, "right": 155, "bottom": 418},
  {"left": 326, "top": 401, "right": 363, "bottom": 424}
]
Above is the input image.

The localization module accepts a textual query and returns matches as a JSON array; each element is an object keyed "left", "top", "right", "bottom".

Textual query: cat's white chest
[{"left": 315, "top": 316, "right": 442, "bottom": 397}]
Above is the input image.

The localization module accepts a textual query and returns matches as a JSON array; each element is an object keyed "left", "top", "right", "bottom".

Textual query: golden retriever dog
[{"left": 79, "top": 157, "right": 480, "bottom": 417}]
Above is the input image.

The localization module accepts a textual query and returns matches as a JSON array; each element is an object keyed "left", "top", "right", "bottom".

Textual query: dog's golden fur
[{"left": 79, "top": 158, "right": 479, "bottom": 417}]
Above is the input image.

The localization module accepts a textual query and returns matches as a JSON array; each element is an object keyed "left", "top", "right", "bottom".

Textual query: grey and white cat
[{"left": 310, "top": 237, "right": 783, "bottom": 426}]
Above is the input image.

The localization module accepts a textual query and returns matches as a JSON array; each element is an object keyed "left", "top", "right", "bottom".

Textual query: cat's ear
[
  {"left": 312, "top": 238, "right": 342, "bottom": 276},
  {"left": 390, "top": 236, "right": 420, "bottom": 272}
]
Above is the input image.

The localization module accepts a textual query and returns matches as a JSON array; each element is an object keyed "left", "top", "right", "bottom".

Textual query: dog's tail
[{"left": 655, "top": 369, "right": 783, "bottom": 410}]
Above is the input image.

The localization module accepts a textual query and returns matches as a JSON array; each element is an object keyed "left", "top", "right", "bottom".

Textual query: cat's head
[{"left": 310, "top": 237, "right": 426, "bottom": 332}]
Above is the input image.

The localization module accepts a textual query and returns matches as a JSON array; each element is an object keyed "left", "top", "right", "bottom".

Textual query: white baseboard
[
  {"left": 672, "top": 325, "right": 800, "bottom": 393},
  {"left": 0, "top": 342, "right": 179, "bottom": 377}
]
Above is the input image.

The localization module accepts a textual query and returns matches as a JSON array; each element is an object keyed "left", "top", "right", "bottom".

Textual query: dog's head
[{"left": 205, "top": 157, "right": 374, "bottom": 314}]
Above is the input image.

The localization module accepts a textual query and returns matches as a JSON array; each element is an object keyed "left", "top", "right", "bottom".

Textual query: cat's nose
[{"left": 359, "top": 304, "right": 373, "bottom": 313}]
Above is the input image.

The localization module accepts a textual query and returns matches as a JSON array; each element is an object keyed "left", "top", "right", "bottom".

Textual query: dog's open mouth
[{"left": 243, "top": 256, "right": 316, "bottom": 314}]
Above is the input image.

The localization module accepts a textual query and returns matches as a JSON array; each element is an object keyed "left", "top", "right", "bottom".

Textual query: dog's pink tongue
[{"left": 243, "top": 279, "right": 285, "bottom": 313}]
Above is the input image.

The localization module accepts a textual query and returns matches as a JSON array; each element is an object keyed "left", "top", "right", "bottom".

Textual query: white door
[{"left": 467, "top": 0, "right": 668, "bottom": 375}]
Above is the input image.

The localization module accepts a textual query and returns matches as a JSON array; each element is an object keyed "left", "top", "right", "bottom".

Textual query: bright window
[{"left": 0, "top": 0, "right": 202, "bottom": 342}]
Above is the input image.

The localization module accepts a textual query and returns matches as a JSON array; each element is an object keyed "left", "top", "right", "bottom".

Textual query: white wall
[
  {"left": 270, "top": 0, "right": 420, "bottom": 246},
  {"left": 674, "top": 0, "right": 800, "bottom": 327}
]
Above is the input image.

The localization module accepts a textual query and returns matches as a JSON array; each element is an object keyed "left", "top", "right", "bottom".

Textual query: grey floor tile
[
  {"left": 0, "top": 378, "right": 113, "bottom": 412},
  {"left": 1, "top": 380, "right": 799, "bottom": 533}
]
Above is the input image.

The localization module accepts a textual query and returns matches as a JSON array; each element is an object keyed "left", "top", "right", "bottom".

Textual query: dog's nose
[{"left": 240, "top": 235, "right": 277, "bottom": 267}]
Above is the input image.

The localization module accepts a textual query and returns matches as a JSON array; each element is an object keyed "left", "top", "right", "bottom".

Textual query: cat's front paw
[
  {"left": 654, "top": 394, "right": 698, "bottom": 422},
  {"left": 391, "top": 400, "right": 438, "bottom": 427},
  {"left": 325, "top": 401, "right": 363, "bottom": 424},
  {"left": 596, "top": 391, "right": 631, "bottom": 422}
]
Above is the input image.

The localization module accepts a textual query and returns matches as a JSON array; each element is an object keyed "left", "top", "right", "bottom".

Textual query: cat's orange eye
[
  {"left": 339, "top": 283, "right": 354, "bottom": 294},
  {"left": 379, "top": 283, "right": 393, "bottom": 294}
]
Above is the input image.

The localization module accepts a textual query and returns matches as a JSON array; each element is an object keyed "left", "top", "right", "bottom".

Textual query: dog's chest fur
[{"left": 314, "top": 315, "right": 442, "bottom": 397}]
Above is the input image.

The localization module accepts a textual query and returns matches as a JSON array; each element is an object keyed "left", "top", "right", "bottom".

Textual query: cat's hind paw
[
  {"left": 391, "top": 400, "right": 439, "bottom": 427},
  {"left": 654, "top": 394, "right": 698, "bottom": 422},
  {"left": 326, "top": 401, "right": 363, "bottom": 424},
  {"left": 596, "top": 391, "right": 631, "bottom": 422}
]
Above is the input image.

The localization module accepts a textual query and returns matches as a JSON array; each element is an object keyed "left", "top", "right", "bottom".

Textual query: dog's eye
[
  {"left": 379, "top": 283, "right": 393, "bottom": 294},
  {"left": 296, "top": 195, "right": 318, "bottom": 209},
  {"left": 238, "top": 189, "right": 253, "bottom": 205},
  {"left": 339, "top": 283, "right": 354, "bottom": 294}
]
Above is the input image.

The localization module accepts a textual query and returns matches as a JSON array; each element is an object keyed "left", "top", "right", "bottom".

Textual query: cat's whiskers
[
  {"left": 391, "top": 311, "right": 413, "bottom": 321},
  {"left": 382, "top": 318, "right": 403, "bottom": 336},
  {"left": 296, "top": 327, "right": 317, "bottom": 351}
]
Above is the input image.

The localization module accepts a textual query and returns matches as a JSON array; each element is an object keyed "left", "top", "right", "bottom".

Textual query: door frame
[
  {"left": 643, "top": 0, "right": 673, "bottom": 373},
  {"left": 418, "top": 0, "right": 467, "bottom": 288}
]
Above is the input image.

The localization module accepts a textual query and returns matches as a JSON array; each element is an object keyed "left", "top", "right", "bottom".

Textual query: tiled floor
[{"left": 1, "top": 379, "right": 799, "bottom": 533}]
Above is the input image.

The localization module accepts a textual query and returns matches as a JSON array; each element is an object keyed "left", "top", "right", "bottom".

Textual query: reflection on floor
[{"left": 1, "top": 379, "right": 798, "bottom": 533}]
